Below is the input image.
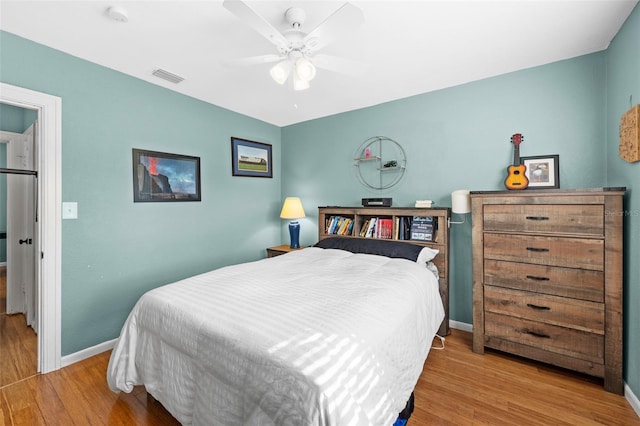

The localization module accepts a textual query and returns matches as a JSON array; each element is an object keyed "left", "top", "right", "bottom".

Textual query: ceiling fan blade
[
  {"left": 312, "top": 54, "right": 367, "bottom": 76},
  {"left": 224, "top": 54, "right": 284, "bottom": 67},
  {"left": 222, "top": 0, "right": 290, "bottom": 53},
  {"left": 303, "top": 3, "right": 364, "bottom": 52}
]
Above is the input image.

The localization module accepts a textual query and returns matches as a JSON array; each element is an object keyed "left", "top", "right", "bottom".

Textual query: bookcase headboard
[{"left": 318, "top": 206, "right": 451, "bottom": 336}]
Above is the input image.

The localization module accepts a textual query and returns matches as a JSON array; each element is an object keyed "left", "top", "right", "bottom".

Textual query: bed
[{"left": 107, "top": 238, "right": 446, "bottom": 425}]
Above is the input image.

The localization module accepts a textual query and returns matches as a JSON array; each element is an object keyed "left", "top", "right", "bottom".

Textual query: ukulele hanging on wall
[{"left": 504, "top": 133, "right": 529, "bottom": 190}]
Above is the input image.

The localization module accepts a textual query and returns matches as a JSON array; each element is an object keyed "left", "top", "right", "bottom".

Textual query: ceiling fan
[{"left": 222, "top": 0, "right": 365, "bottom": 90}]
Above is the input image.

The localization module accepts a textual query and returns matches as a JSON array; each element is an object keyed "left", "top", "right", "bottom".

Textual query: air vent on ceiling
[{"left": 152, "top": 68, "right": 184, "bottom": 84}]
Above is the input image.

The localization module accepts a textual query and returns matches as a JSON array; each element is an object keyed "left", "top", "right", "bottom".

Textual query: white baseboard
[
  {"left": 627, "top": 383, "right": 640, "bottom": 419},
  {"left": 61, "top": 338, "right": 117, "bottom": 368},
  {"left": 0, "top": 262, "right": 6, "bottom": 267},
  {"left": 449, "top": 320, "right": 472, "bottom": 333}
]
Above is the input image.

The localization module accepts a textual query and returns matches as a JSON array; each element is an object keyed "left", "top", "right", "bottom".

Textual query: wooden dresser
[{"left": 470, "top": 188, "right": 625, "bottom": 394}]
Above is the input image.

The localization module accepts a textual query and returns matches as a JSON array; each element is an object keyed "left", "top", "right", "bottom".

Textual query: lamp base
[{"left": 288, "top": 221, "right": 300, "bottom": 249}]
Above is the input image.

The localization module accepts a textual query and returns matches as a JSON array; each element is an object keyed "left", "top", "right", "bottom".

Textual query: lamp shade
[
  {"left": 292, "top": 71, "right": 310, "bottom": 91},
  {"left": 270, "top": 60, "right": 292, "bottom": 85},
  {"left": 451, "top": 190, "right": 471, "bottom": 214},
  {"left": 280, "top": 197, "right": 306, "bottom": 219},
  {"left": 295, "top": 58, "right": 316, "bottom": 81}
]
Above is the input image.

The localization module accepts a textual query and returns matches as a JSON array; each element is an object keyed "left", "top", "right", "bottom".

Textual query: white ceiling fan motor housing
[{"left": 285, "top": 7, "right": 306, "bottom": 29}]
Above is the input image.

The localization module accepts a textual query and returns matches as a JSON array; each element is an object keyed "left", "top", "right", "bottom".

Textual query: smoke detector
[{"left": 107, "top": 6, "right": 129, "bottom": 23}]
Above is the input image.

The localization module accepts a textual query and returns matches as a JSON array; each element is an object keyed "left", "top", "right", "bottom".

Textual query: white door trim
[{"left": 1, "top": 82, "right": 62, "bottom": 373}]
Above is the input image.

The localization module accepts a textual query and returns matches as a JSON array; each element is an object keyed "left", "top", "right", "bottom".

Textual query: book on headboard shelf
[
  {"left": 325, "top": 216, "right": 354, "bottom": 236},
  {"left": 410, "top": 216, "right": 437, "bottom": 242},
  {"left": 394, "top": 216, "right": 438, "bottom": 242},
  {"left": 358, "top": 217, "right": 393, "bottom": 239}
]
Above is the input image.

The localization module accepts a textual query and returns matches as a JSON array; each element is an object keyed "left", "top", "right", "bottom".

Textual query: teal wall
[
  {"left": 606, "top": 3, "right": 640, "bottom": 396},
  {"left": 0, "top": 102, "right": 37, "bottom": 133},
  {"left": 0, "top": 30, "right": 282, "bottom": 354},
  {"left": 283, "top": 52, "right": 606, "bottom": 327}
]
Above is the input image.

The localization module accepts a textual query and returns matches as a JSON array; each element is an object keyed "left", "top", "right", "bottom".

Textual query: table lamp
[
  {"left": 280, "top": 197, "right": 306, "bottom": 248},
  {"left": 449, "top": 189, "right": 471, "bottom": 226}
]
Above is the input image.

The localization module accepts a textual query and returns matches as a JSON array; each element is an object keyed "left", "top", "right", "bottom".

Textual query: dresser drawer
[
  {"left": 484, "top": 233, "right": 603, "bottom": 271},
  {"left": 484, "top": 312, "right": 604, "bottom": 364},
  {"left": 484, "top": 286, "right": 604, "bottom": 333},
  {"left": 483, "top": 204, "right": 603, "bottom": 236},
  {"left": 484, "top": 259, "right": 604, "bottom": 302}
]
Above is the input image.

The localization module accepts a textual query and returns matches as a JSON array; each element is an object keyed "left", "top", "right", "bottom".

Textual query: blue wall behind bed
[
  {"left": 282, "top": 51, "right": 607, "bottom": 325},
  {"left": 605, "top": 2, "right": 640, "bottom": 398}
]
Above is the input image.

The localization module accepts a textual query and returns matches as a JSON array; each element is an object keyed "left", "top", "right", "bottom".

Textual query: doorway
[
  {"left": 0, "top": 82, "right": 62, "bottom": 375},
  {"left": 1, "top": 123, "right": 38, "bottom": 387}
]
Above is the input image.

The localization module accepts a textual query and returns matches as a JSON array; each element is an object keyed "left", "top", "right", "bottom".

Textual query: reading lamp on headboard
[
  {"left": 449, "top": 189, "right": 471, "bottom": 226},
  {"left": 280, "top": 197, "right": 306, "bottom": 248}
]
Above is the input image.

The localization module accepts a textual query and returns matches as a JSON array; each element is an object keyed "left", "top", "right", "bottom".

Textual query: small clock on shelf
[{"left": 619, "top": 104, "right": 639, "bottom": 163}]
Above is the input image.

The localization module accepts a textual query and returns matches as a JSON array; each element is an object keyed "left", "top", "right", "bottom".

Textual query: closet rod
[{"left": 0, "top": 167, "right": 37, "bottom": 177}]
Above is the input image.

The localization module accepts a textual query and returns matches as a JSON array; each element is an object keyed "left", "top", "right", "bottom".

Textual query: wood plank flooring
[
  {"left": 0, "top": 266, "right": 38, "bottom": 389},
  {"left": 0, "top": 329, "right": 637, "bottom": 425}
]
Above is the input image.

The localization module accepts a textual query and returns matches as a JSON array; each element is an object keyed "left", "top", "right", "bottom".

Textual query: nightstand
[{"left": 266, "top": 244, "right": 305, "bottom": 258}]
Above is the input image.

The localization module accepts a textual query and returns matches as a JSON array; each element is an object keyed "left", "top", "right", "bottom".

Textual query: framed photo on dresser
[{"left": 521, "top": 154, "right": 559, "bottom": 189}]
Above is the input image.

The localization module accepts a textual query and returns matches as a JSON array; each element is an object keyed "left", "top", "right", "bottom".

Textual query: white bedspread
[{"left": 107, "top": 247, "right": 444, "bottom": 426}]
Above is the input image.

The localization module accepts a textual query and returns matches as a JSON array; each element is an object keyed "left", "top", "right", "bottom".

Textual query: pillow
[
  {"left": 417, "top": 246, "right": 439, "bottom": 265},
  {"left": 314, "top": 237, "right": 437, "bottom": 264}
]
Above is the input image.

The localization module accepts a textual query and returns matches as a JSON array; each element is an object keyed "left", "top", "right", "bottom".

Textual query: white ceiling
[{"left": 1, "top": 1, "right": 637, "bottom": 127}]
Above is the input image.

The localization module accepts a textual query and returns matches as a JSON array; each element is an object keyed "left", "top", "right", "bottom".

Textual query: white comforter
[{"left": 107, "top": 247, "right": 444, "bottom": 426}]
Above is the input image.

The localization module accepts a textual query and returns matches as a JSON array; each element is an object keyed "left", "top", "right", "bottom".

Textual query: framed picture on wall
[
  {"left": 231, "top": 137, "right": 273, "bottom": 178},
  {"left": 521, "top": 154, "right": 560, "bottom": 189},
  {"left": 132, "top": 148, "right": 201, "bottom": 202}
]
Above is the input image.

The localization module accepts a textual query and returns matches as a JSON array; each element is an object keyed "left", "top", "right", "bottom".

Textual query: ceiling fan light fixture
[
  {"left": 270, "top": 60, "right": 292, "bottom": 85},
  {"left": 292, "top": 72, "right": 310, "bottom": 91},
  {"left": 295, "top": 58, "right": 316, "bottom": 82}
]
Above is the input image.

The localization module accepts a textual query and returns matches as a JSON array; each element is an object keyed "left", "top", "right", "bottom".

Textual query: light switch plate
[{"left": 62, "top": 202, "right": 78, "bottom": 219}]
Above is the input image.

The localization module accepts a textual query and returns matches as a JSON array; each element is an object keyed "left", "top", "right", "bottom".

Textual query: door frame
[{"left": 1, "top": 82, "right": 62, "bottom": 373}]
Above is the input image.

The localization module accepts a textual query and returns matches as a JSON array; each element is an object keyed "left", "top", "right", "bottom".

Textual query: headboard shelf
[{"left": 318, "top": 206, "right": 451, "bottom": 336}]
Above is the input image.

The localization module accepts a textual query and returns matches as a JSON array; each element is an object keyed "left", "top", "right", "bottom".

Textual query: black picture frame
[
  {"left": 132, "top": 148, "right": 201, "bottom": 202},
  {"left": 521, "top": 154, "right": 560, "bottom": 189},
  {"left": 231, "top": 137, "right": 273, "bottom": 178}
]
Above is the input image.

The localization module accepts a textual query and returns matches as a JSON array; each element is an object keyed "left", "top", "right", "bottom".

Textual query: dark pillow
[{"left": 314, "top": 237, "right": 424, "bottom": 262}]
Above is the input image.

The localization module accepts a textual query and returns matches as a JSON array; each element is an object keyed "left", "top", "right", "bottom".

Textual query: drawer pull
[
  {"left": 523, "top": 329, "right": 551, "bottom": 339},
  {"left": 526, "top": 247, "right": 549, "bottom": 253},
  {"left": 525, "top": 216, "right": 550, "bottom": 221},
  {"left": 526, "top": 303, "right": 551, "bottom": 311},
  {"left": 526, "top": 275, "right": 550, "bottom": 281}
]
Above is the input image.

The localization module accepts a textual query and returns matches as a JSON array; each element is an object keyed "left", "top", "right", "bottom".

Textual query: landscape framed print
[
  {"left": 231, "top": 137, "right": 273, "bottom": 178},
  {"left": 132, "top": 148, "right": 201, "bottom": 202}
]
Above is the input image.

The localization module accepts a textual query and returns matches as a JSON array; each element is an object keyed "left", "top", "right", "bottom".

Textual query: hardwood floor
[
  {"left": 1, "top": 329, "right": 637, "bottom": 425},
  {"left": 0, "top": 266, "right": 38, "bottom": 389},
  {"left": 414, "top": 331, "right": 638, "bottom": 425}
]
